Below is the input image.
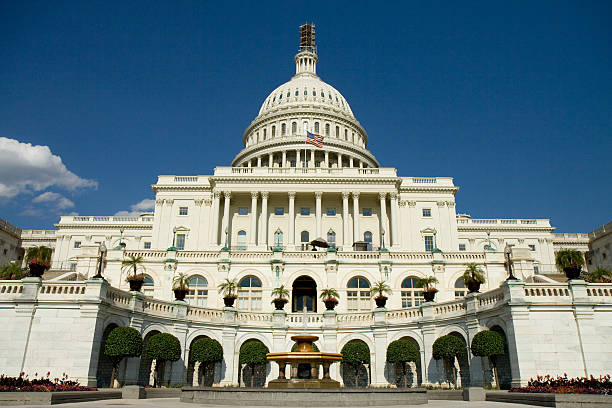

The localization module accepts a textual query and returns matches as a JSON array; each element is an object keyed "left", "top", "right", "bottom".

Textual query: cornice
[
  {"left": 457, "top": 226, "right": 555, "bottom": 233},
  {"left": 210, "top": 175, "right": 400, "bottom": 185},
  {"left": 56, "top": 224, "right": 153, "bottom": 231},
  {"left": 152, "top": 185, "right": 213, "bottom": 193},
  {"left": 400, "top": 186, "right": 460, "bottom": 194}
]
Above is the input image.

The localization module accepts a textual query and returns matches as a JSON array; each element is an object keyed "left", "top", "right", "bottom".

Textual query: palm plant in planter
[
  {"left": 586, "top": 267, "right": 612, "bottom": 283},
  {"left": 320, "top": 287, "right": 340, "bottom": 310},
  {"left": 416, "top": 276, "right": 439, "bottom": 302},
  {"left": 218, "top": 278, "right": 238, "bottom": 307},
  {"left": 371, "top": 280, "right": 392, "bottom": 308},
  {"left": 463, "top": 263, "right": 486, "bottom": 293},
  {"left": 25, "top": 246, "right": 52, "bottom": 277},
  {"left": 122, "top": 255, "right": 145, "bottom": 291},
  {"left": 271, "top": 285, "right": 290, "bottom": 310},
  {"left": 172, "top": 272, "right": 189, "bottom": 301},
  {"left": 555, "top": 249, "right": 585, "bottom": 280}
]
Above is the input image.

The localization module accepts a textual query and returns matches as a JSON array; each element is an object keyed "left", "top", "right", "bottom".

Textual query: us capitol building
[{"left": 1, "top": 26, "right": 610, "bottom": 389}]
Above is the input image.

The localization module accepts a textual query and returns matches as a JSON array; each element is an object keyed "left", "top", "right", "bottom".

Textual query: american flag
[{"left": 306, "top": 131, "right": 324, "bottom": 148}]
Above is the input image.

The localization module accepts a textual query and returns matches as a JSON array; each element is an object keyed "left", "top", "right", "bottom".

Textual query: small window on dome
[
  {"left": 287, "top": 91, "right": 290, "bottom": 97},
  {"left": 272, "top": 125, "right": 276, "bottom": 137},
  {"left": 314, "top": 122, "right": 319, "bottom": 133},
  {"left": 335, "top": 126, "right": 339, "bottom": 138},
  {"left": 321, "top": 91, "right": 325, "bottom": 98},
  {"left": 282, "top": 123, "right": 286, "bottom": 136},
  {"left": 304, "top": 89, "right": 307, "bottom": 96},
  {"left": 328, "top": 94, "right": 332, "bottom": 100},
  {"left": 325, "top": 123, "right": 330, "bottom": 136},
  {"left": 279, "top": 93, "right": 282, "bottom": 99},
  {"left": 313, "top": 89, "right": 316, "bottom": 96},
  {"left": 295, "top": 90, "right": 298, "bottom": 96},
  {"left": 272, "top": 96, "right": 275, "bottom": 102},
  {"left": 292, "top": 122, "right": 297, "bottom": 134},
  {"left": 336, "top": 96, "right": 339, "bottom": 102}
]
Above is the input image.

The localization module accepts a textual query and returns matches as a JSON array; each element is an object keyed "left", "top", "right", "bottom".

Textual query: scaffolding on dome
[{"left": 299, "top": 23, "right": 316, "bottom": 53}]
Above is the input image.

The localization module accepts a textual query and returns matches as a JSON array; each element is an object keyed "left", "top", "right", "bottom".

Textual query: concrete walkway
[{"left": 15, "top": 397, "right": 536, "bottom": 408}]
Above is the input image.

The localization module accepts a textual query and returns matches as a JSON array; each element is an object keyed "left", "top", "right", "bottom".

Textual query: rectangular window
[
  {"left": 74, "top": 241, "right": 81, "bottom": 248},
  {"left": 362, "top": 208, "right": 372, "bottom": 216},
  {"left": 534, "top": 265, "right": 540, "bottom": 274},
  {"left": 175, "top": 234, "right": 186, "bottom": 250},
  {"left": 300, "top": 207, "right": 310, "bottom": 216},
  {"left": 326, "top": 208, "right": 336, "bottom": 216},
  {"left": 238, "top": 207, "right": 248, "bottom": 215},
  {"left": 529, "top": 244, "right": 536, "bottom": 251},
  {"left": 179, "top": 206, "right": 188, "bottom": 215},
  {"left": 274, "top": 207, "right": 284, "bottom": 216},
  {"left": 70, "top": 263, "right": 77, "bottom": 271},
  {"left": 425, "top": 236, "right": 434, "bottom": 252},
  {"left": 144, "top": 242, "right": 151, "bottom": 249},
  {"left": 459, "top": 244, "right": 466, "bottom": 251},
  {"left": 422, "top": 208, "right": 431, "bottom": 217}
]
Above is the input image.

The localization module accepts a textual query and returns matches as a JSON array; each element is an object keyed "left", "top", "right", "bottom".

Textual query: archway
[
  {"left": 96, "top": 323, "right": 118, "bottom": 388},
  {"left": 186, "top": 335, "right": 221, "bottom": 386},
  {"left": 399, "top": 336, "right": 422, "bottom": 386},
  {"left": 490, "top": 326, "right": 512, "bottom": 389},
  {"left": 239, "top": 339, "right": 269, "bottom": 388},
  {"left": 448, "top": 331, "right": 471, "bottom": 387},
  {"left": 292, "top": 275, "right": 317, "bottom": 312},
  {"left": 138, "top": 330, "right": 160, "bottom": 386}
]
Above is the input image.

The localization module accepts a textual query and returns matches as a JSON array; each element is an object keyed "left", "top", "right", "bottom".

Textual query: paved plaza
[{"left": 14, "top": 397, "right": 536, "bottom": 408}]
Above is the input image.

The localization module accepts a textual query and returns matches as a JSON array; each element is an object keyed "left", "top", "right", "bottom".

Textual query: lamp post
[
  {"left": 505, "top": 244, "right": 518, "bottom": 281},
  {"left": 222, "top": 227, "right": 229, "bottom": 251},
  {"left": 274, "top": 228, "right": 283, "bottom": 250},
  {"left": 380, "top": 229, "right": 386, "bottom": 250},
  {"left": 93, "top": 242, "right": 106, "bottom": 279}
]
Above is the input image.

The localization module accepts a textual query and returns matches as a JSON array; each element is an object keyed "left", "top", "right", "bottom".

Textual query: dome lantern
[{"left": 295, "top": 24, "right": 318, "bottom": 76}]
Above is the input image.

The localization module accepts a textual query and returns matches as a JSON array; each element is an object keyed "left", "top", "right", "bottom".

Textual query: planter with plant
[
  {"left": 416, "top": 276, "right": 439, "bottom": 302},
  {"left": 122, "top": 255, "right": 146, "bottom": 291},
  {"left": 218, "top": 278, "right": 238, "bottom": 307},
  {"left": 0, "top": 262, "right": 26, "bottom": 280},
  {"left": 555, "top": 249, "right": 585, "bottom": 280},
  {"left": 172, "top": 272, "right": 189, "bottom": 301},
  {"left": 319, "top": 288, "right": 340, "bottom": 311},
  {"left": 586, "top": 267, "right": 612, "bottom": 283},
  {"left": 371, "top": 280, "right": 392, "bottom": 308},
  {"left": 271, "top": 285, "right": 290, "bottom": 310},
  {"left": 463, "top": 263, "right": 486, "bottom": 293},
  {"left": 25, "top": 246, "right": 52, "bottom": 277}
]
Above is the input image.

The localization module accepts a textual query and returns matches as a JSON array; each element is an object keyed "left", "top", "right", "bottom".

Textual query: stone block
[
  {"left": 462, "top": 387, "right": 485, "bottom": 401},
  {"left": 122, "top": 385, "right": 146, "bottom": 399}
]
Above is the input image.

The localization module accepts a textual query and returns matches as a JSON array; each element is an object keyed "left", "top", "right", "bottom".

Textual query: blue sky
[{"left": 0, "top": 1, "right": 610, "bottom": 232}]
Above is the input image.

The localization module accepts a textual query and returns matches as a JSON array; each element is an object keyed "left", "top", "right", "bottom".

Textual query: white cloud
[
  {"left": 114, "top": 198, "right": 155, "bottom": 216},
  {"left": 33, "top": 191, "right": 75, "bottom": 209},
  {"left": 0, "top": 137, "right": 98, "bottom": 198}
]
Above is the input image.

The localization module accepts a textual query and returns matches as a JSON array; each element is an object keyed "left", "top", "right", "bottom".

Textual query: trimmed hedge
[
  {"left": 145, "top": 333, "right": 181, "bottom": 362},
  {"left": 432, "top": 335, "right": 466, "bottom": 361},
  {"left": 239, "top": 340, "right": 269, "bottom": 365},
  {"left": 104, "top": 327, "right": 143, "bottom": 363},
  {"left": 471, "top": 330, "right": 505, "bottom": 358},
  {"left": 190, "top": 337, "right": 223, "bottom": 364},
  {"left": 386, "top": 339, "right": 418, "bottom": 364},
  {"left": 341, "top": 340, "right": 370, "bottom": 366}
]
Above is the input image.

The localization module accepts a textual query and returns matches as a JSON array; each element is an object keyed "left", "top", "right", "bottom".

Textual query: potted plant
[
  {"left": 218, "top": 278, "right": 238, "bottom": 307},
  {"left": 319, "top": 288, "right": 340, "bottom": 311},
  {"left": 416, "top": 276, "right": 439, "bottom": 302},
  {"left": 172, "top": 272, "right": 189, "bottom": 301},
  {"left": 555, "top": 249, "right": 585, "bottom": 280},
  {"left": 122, "top": 255, "right": 145, "bottom": 291},
  {"left": 586, "top": 267, "right": 612, "bottom": 283},
  {"left": 371, "top": 280, "right": 392, "bottom": 308},
  {"left": 463, "top": 263, "right": 486, "bottom": 293},
  {"left": 271, "top": 285, "right": 290, "bottom": 310},
  {"left": 25, "top": 246, "right": 52, "bottom": 277}
]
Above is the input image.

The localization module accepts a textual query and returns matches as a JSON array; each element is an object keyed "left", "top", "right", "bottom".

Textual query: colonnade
[
  {"left": 210, "top": 190, "right": 400, "bottom": 250},
  {"left": 243, "top": 149, "right": 369, "bottom": 169}
]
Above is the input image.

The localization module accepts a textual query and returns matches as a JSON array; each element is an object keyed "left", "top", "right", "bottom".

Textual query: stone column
[
  {"left": 349, "top": 157, "right": 354, "bottom": 167},
  {"left": 379, "top": 193, "right": 387, "bottom": 247},
  {"left": 210, "top": 191, "right": 221, "bottom": 245},
  {"left": 389, "top": 192, "right": 400, "bottom": 248},
  {"left": 268, "top": 153, "right": 273, "bottom": 167},
  {"left": 342, "top": 192, "right": 350, "bottom": 248},
  {"left": 315, "top": 191, "right": 322, "bottom": 238},
  {"left": 259, "top": 192, "right": 269, "bottom": 247},
  {"left": 257, "top": 156, "right": 262, "bottom": 167},
  {"left": 310, "top": 149, "right": 315, "bottom": 168},
  {"left": 338, "top": 153, "right": 343, "bottom": 168},
  {"left": 324, "top": 151, "right": 329, "bottom": 167},
  {"left": 296, "top": 150, "right": 301, "bottom": 167},
  {"left": 247, "top": 159, "right": 251, "bottom": 168},
  {"left": 352, "top": 192, "right": 360, "bottom": 244},
  {"left": 282, "top": 151, "right": 287, "bottom": 167},
  {"left": 288, "top": 192, "right": 296, "bottom": 249},
  {"left": 249, "top": 192, "right": 258, "bottom": 246},
  {"left": 222, "top": 191, "right": 231, "bottom": 246}
]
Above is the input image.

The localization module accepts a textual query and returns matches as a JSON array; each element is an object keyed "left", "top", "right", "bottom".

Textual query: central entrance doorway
[{"left": 292, "top": 275, "right": 317, "bottom": 312}]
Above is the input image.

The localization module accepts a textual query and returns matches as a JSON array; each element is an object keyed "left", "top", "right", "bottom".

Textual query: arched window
[
  {"left": 281, "top": 123, "right": 286, "bottom": 136},
  {"left": 347, "top": 276, "right": 371, "bottom": 311},
  {"left": 143, "top": 275, "right": 154, "bottom": 297},
  {"left": 186, "top": 275, "right": 208, "bottom": 306},
  {"left": 271, "top": 125, "right": 276, "bottom": 137},
  {"left": 263, "top": 129, "right": 267, "bottom": 140},
  {"left": 401, "top": 277, "right": 424, "bottom": 308},
  {"left": 364, "top": 231, "right": 373, "bottom": 251},
  {"left": 327, "top": 230, "right": 336, "bottom": 248},
  {"left": 238, "top": 276, "right": 262, "bottom": 311},
  {"left": 274, "top": 230, "right": 283, "bottom": 247},
  {"left": 300, "top": 231, "right": 310, "bottom": 251},
  {"left": 454, "top": 278, "right": 467, "bottom": 298},
  {"left": 314, "top": 122, "right": 320, "bottom": 133},
  {"left": 292, "top": 122, "right": 297, "bottom": 134},
  {"left": 335, "top": 126, "right": 339, "bottom": 138},
  {"left": 325, "top": 123, "right": 330, "bottom": 136},
  {"left": 237, "top": 230, "right": 247, "bottom": 250}
]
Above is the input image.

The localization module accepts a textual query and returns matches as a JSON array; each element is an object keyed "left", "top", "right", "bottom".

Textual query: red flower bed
[
  {"left": 510, "top": 374, "right": 612, "bottom": 394},
  {"left": 0, "top": 372, "right": 95, "bottom": 392}
]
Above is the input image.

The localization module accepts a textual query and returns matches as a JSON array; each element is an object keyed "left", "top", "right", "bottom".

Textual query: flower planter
[
  {"left": 224, "top": 296, "right": 236, "bottom": 307},
  {"left": 173, "top": 288, "right": 188, "bottom": 301},
  {"left": 324, "top": 299, "right": 338, "bottom": 311},
  {"left": 27, "top": 263, "right": 46, "bottom": 278},
  {"left": 128, "top": 279, "right": 144, "bottom": 292},
  {"left": 273, "top": 298, "right": 288, "bottom": 310},
  {"left": 374, "top": 296, "right": 388, "bottom": 308},
  {"left": 467, "top": 281, "right": 481, "bottom": 293},
  {"left": 423, "top": 290, "right": 437, "bottom": 302},
  {"left": 563, "top": 266, "right": 582, "bottom": 280}
]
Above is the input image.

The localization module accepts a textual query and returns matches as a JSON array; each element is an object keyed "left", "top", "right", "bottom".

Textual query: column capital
[
  {"left": 251, "top": 191, "right": 259, "bottom": 199},
  {"left": 224, "top": 191, "right": 232, "bottom": 199},
  {"left": 389, "top": 192, "right": 398, "bottom": 200},
  {"left": 351, "top": 192, "right": 360, "bottom": 199},
  {"left": 288, "top": 191, "right": 296, "bottom": 199},
  {"left": 437, "top": 201, "right": 445, "bottom": 207},
  {"left": 155, "top": 199, "right": 164, "bottom": 205},
  {"left": 407, "top": 200, "right": 417, "bottom": 207},
  {"left": 379, "top": 192, "right": 387, "bottom": 201},
  {"left": 315, "top": 191, "right": 323, "bottom": 199},
  {"left": 213, "top": 190, "right": 221, "bottom": 199},
  {"left": 261, "top": 191, "right": 269, "bottom": 199},
  {"left": 194, "top": 199, "right": 203, "bottom": 206},
  {"left": 342, "top": 191, "right": 350, "bottom": 200},
  {"left": 165, "top": 199, "right": 174, "bottom": 205}
]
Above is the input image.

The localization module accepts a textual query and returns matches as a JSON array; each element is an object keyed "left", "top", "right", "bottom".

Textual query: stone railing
[
  {"left": 38, "top": 282, "right": 87, "bottom": 297},
  {"left": 236, "top": 311, "right": 273, "bottom": 325},
  {"left": 433, "top": 299, "right": 466, "bottom": 317},
  {"left": 286, "top": 313, "right": 324, "bottom": 327},
  {"left": 106, "top": 286, "right": 132, "bottom": 307},
  {"left": 523, "top": 284, "right": 570, "bottom": 299},
  {"left": 456, "top": 218, "right": 551, "bottom": 227},
  {"left": 186, "top": 306, "right": 224, "bottom": 322},
  {"left": 586, "top": 284, "right": 612, "bottom": 301},
  {"left": 478, "top": 287, "right": 505, "bottom": 309},
  {"left": 0, "top": 280, "right": 23, "bottom": 297}
]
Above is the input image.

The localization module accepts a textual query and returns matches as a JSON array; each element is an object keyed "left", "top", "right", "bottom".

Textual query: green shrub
[
  {"left": 145, "top": 333, "right": 181, "bottom": 362},
  {"left": 239, "top": 340, "right": 269, "bottom": 387},
  {"left": 190, "top": 337, "right": 223, "bottom": 364},
  {"left": 104, "top": 327, "right": 143, "bottom": 388},
  {"left": 471, "top": 330, "right": 505, "bottom": 358},
  {"left": 341, "top": 340, "right": 370, "bottom": 387},
  {"left": 0, "top": 262, "right": 26, "bottom": 280},
  {"left": 386, "top": 339, "right": 418, "bottom": 364},
  {"left": 555, "top": 249, "right": 584, "bottom": 270},
  {"left": 432, "top": 335, "right": 466, "bottom": 361}
]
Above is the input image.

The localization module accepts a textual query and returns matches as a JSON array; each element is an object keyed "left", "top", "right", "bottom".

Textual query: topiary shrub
[
  {"left": 386, "top": 339, "right": 418, "bottom": 388},
  {"left": 471, "top": 330, "right": 505, "bottom": 387},
  {"left": 190, "top": 337, "right": 223, "bottom": 386},
  {"left": 341, "top": 340, "right": 370, "bottom": 387},
  {"left": 145, "top": 333, "right": 181, "bottom": 387},
  {"left": 103, "top": 327, "right": 142, "bottom": 388},
  {"left": 432, "top": 335, "right": 466, "bottom": 386},
  {"left": 239, "top": 340, "right": 269, "bottom": 387}
]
